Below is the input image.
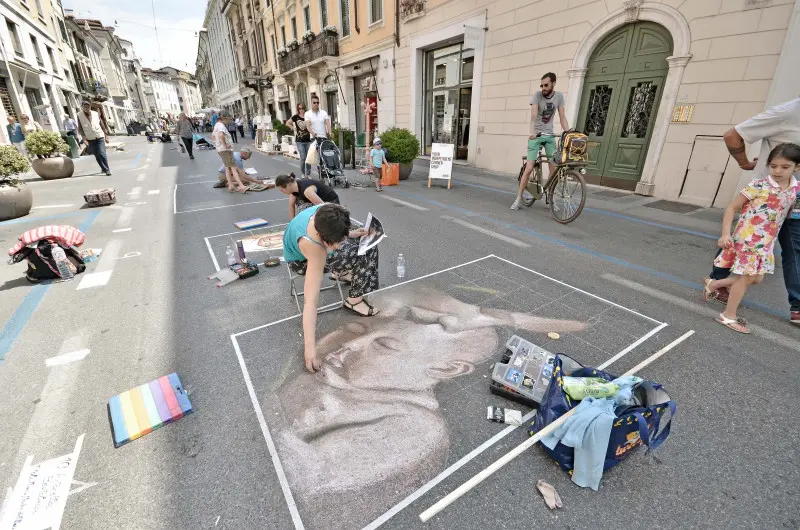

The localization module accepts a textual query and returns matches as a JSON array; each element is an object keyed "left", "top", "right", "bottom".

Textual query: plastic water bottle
[
  {"left": 396, "top": 254, "right": 406, "bottom": 279},
  {"left": 226, "top": 245, "right": 237, "bottom": 266},
  {"left": 51, "top": 245, "right": 74, "bottom": 281}
]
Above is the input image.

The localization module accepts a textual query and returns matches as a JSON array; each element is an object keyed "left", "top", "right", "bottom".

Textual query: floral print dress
[{"left": 714, "top": 177, "right": 799, "bottom": 276}]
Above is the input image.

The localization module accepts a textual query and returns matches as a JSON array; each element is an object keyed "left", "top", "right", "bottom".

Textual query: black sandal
[
  {"left": 343, "top": 299, "right": 379, "bottom": 317},
  {"left": 329, "top": 272, "right": 352, "bottom": 283}
]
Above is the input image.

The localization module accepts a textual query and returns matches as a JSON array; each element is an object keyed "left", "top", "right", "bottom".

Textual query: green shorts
[{"left": 527, "top": 136, "right": 557, "bottom": 161}]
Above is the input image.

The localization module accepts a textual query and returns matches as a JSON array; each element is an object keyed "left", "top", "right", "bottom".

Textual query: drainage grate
[{"left": 644, "top": 200, "right": 701, "bottom": 214}]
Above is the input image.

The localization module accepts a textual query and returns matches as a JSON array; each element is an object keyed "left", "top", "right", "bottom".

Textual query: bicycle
[{"left": 517, "top": 136, "right": 588, "bottom": 224}]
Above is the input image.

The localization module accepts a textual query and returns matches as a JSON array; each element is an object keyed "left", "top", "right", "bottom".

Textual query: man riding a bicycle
[{"left": 511, "top": 72, "right": 570, "bottom": 210}]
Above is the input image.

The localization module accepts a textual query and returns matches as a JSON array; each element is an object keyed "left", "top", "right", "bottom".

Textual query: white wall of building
[{"left": 206, "top": 0, "right": 240, "bottom": 107}]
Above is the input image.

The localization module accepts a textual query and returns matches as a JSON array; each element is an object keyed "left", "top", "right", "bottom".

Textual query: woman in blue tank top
[{"left": 283, "top": 203, "right": 380, "bottom": 372}]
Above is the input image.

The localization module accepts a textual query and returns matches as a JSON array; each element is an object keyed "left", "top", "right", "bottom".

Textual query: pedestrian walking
[
  {"left": 228, "top": 116, "right": 238, "bottom": 143},
  {"left": 287, "top": 103, "right": 312, "bottom": 177},
  {"left": 6, "top": 116, "right": 26, "bottom": 158},
  {"left": 707, "top": 97, "right": 800, "bottom": 324},
  {"left": 178, "top": 113, "right": 195, "bottom": 159},
  {"left": 76, "top": 101, "right": 112, "bottom": 175},
  {"left": 20, "top": 114, "right": 43, "bottom": 136},
  {"left": 704, "top": 143, "right": 800, "bottom": 334},
  {"left": 63, "top": 115, "right": 77, "bottom": 138},
  {"left": 248, "top": 115, "right": 255, "bottom": 140},
  {"left": 213, "top": 110, "right": 246, "bottom": 193},
  {"left": 370, "top": 137, "right": 386, "bottom": 192},
  {"left": 236, "top": 115, "right": 244, "bottom": 138}
]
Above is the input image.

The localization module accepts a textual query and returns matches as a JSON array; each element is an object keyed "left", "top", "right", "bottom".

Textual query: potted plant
[
  {"left": 332, "top": 127, "right": 354, "bottom": 165},
  {"left": 302, "top": 30, "right": 315, "bottom": 43},
  {"left": 322, "top": 25, "right": 338, "bottom": 36},
  {"left": 271, "top": 118, "right": 292, "bottom": 142},
  {"left": 24, "top": 130, "right": 74, "bottom": 180},
  {"left": 287, "top": 39, "right": 299, "bottom": 51},
  {"left": 278, "top": 47, "right": 288, "bottom": 58},
  {"left": 0, "top": 146, "right": 32, "bottom": 221},
  {"left": 379, "top": 127, "right": 420, "bottom": 180}
]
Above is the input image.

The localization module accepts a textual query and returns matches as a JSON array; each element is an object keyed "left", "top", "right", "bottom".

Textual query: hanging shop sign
[
  {"left": 322, "top": 74, "right": 338, "bottom": 93},
  {"left": 360, "top": 76, "right": 376, "bottom": 92}
]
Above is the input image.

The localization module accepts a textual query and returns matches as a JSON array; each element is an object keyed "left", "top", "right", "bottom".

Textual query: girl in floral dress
[{"left": 704, "top": 143, "right": 800, "bottom": 333}]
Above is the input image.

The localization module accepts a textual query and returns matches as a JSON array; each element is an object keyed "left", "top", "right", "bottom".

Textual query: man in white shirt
[
  {"left": 213, "top": 110, "right": 247, "bottom": 192},
  {"left": 305, "top": 95, "right": 330, "bottom": 139},
  {"left": 63, "top": 115, "right": 77, "bottom": 138},
  {"left": 709, "top": 97, "right": 800, "bottom": 324},
  {"left": 76, "top": 101, "right": 112, "bottom": 175}
]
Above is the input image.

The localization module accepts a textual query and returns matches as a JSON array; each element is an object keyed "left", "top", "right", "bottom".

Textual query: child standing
[
  {"left": 704, "top": 143, "right": 800, "bottom": 333},
  {"left": 370, "top": 137, "right": 386, "bottom": 192}
]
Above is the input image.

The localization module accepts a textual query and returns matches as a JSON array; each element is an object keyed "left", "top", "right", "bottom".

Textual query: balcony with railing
[
  {"left": 278, "top": 34, "right": 338, "bottom": 74},
  {"left": 78, "top": 79, "right": 110, "bottom": 101},
  {"left": 400, "top": 0, "right": 425, "bottom": 21}
]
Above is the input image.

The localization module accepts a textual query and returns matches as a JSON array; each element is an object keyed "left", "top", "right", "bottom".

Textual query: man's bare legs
[
  {"left": 226, "top": 167, "right": 247, "bottom": 193},
  {"left": 511, "top": 160, "right": 534, "bottom": 210}
]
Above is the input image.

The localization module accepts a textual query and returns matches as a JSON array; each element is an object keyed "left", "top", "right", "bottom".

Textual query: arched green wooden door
[{"left": 576, "top": 22, "right": 673, "bottom": 189}]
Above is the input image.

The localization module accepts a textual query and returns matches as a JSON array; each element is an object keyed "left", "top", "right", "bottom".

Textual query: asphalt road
[{"left": 0, "top": 137, "right": 798, "bottom": 529}]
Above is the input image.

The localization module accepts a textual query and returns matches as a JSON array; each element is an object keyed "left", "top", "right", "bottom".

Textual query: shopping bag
[
  {"left": 529, "top": 354, "right": 676, "bottom": 477},
  {"left": 381, "top": 163, "right": 399, "bottom": 186},
  {"left": 305, "top": 140, "right": 320, "bottom": 165}
]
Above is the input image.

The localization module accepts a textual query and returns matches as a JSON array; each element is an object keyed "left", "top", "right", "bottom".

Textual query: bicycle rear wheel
[{"left": 547, "top": 169, "right": 586, "bottom": 224}]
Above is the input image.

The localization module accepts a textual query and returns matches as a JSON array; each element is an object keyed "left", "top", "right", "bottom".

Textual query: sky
[{"left": 62, "top": 0, "right": 206, "bottom": 74}]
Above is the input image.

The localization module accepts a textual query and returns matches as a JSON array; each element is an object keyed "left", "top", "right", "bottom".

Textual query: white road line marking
[
  {"left": 443, "top": 216, "right": 530, "bottom": 248},
  {"left": 142, "top": 164, "right": 150, "bottom": 169},
  {"left": 112, "top": 227, "right": 132, "bottom": 233},
  {"left": 176, "top": 180, "right": 223, "bottom": 185},
  {"left": 173, "top": 185, "right": 177, "bottom": 214},
  {"left": 381, "top": 196, "right": 428, "bottom": 211},
  {"left": 127, "top": 187, "right": 141, "bottom": 199},
  {"left": 231, "top": 336, "right": 305, "bottom": 529},
  {"left": 136, "top": 173, "right": 146, "bottom": 182},
  {"left": 147, "top": 189, "right": 160, "bottom": 195},
  {"left": 176, "top": 198, "right": 287, "bottom": 214},
  {"left": 68, "top": 480, "right": 98, "bottom": 497},
  {"left": 116, "top": 207, "right": 133, "bottom": 227},
  {"left": 419, "top": 331, "right": 694, "bottom": 522},
  {"left": 31, "top": 204, "right": 74, "bottom": 209},
  {"left": 204, "top": 222, "right": 289, "bottom": 240},
  {"left": 45, "top": 349, "right": 90, "bottom": 367},
  {"left": 492, "top": 255, "right": 663, "bottom": 324},
  {"left": 204, "top": 237, "right": 221, "bottom": 272},
  {"left": 602, "top": 273, "right": 800, "bottom": 352},
  {"left": 76, "top": 270, "right": 112, "bottom": 290}
]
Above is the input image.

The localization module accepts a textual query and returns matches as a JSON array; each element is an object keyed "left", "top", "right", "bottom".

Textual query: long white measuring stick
[{"left": 419, "top": 329, "right": 695, "bottom": 523}]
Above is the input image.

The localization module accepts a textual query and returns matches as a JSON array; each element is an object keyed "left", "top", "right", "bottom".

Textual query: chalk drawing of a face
[{"left": 272, "top": 286, "right": 586, "bottom": 528}]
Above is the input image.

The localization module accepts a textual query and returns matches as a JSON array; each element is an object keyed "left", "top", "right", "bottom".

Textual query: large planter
[
  {"left": 342, "top": 147, "right": 352, "bottom": 166},
  {"left": 399, "top": 162, "right": 414, "bottom": 180},
  {"left": 31, "top": 156, "right": 74, "bottom": 180},
  {"left": 0, "top": 181, "right": 33, "bottom": 221}
]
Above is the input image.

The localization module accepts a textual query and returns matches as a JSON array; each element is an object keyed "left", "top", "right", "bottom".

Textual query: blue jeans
[
  {"left": 710, "top": 218, "right": 800, "bottom": 311},
  {"left": 296, "top": 141, "right": 312, "bottom": 176},
  {"left": 87, "top": 138, "right": 110, "bottom": 173}
]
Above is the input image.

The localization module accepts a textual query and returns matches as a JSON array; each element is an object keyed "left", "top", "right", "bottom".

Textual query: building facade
[
  {"left": 394, "top": 0, "right": 800, "bottom": 207},
  {"left": 119, "top": 38, "right": 148, "bottom": 121},
  {"left": 0, "top": 0, "right": 80, "bottom": 141},
  {"left": 204, "top": 0, "right": 242, "bottom": 110},
  {"left": 141, "top": 67, "right": 181, "bottom": 118},
  {"left": 195, "top": 28, "right": 217, "bottom": 109}
]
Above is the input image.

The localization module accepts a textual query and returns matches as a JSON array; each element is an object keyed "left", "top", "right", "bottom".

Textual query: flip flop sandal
[
  {"left": 702, "top": 278, "right": 717, "bottom": 302},
  {"left": 715, "top": 313, "right": 750, "bottom": 334},
  {"left": 344, "top": 299, "right": 379, "bottom": 317},
  {"left": 329, "top": 273, "right": 352, "bottom": 283},
  {"left": 213, "top": 182, "right": 226, "bottom": 188}
]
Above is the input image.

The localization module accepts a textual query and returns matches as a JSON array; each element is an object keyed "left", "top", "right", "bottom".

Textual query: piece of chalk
[{"left": 548, "top": 332, "right": 560, "bottom": 340}]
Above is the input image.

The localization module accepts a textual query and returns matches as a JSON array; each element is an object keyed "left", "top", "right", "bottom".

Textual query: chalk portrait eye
[
  {"left": 375, "top": 337, "right": 402, "bottom": 351},
  {"left": 345, "top": 322, "right": 368, "bottom": 334}
]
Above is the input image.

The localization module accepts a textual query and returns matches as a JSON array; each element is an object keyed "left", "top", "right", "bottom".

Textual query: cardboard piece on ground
[
  {"left": 209, "top": 268, "right": 238, "bottom": 287},
  {"left": 107, "top": 373, "right": 193, "bottom": 448}
]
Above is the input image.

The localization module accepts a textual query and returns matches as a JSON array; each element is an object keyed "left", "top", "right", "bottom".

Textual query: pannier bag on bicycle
[{"left": 554, "top": 130, "right": 588, "bottom": 165}]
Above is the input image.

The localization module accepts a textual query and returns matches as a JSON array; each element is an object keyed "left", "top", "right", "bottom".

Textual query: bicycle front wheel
[{"left": 547, "top": 169, "right": 586, "bottom": 224}]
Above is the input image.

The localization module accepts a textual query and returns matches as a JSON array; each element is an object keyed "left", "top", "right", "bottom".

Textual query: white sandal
[{"left": 714, "top": 313, "right": 750, "bottom": 334}]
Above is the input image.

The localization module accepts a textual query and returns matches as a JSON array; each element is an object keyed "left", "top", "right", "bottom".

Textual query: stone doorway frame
[{"left": 565, "top": 1, "right": 691, "bottom": 196}]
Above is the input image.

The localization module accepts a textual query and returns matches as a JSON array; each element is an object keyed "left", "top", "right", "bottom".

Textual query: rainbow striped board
[
  {"left": 234, "top": 218, "right": 269, "bottom": 230},
  {"left": 107, "top": 373, "right": 193, "bottom": 448}
]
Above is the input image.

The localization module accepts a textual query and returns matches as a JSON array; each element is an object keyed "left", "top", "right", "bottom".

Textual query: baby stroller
[
  {"left": 193, "top": 133, "right": 214, "bottom": 150},
  {"left": 316, "top": 138, "right": 349, "bottom": 188}
]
